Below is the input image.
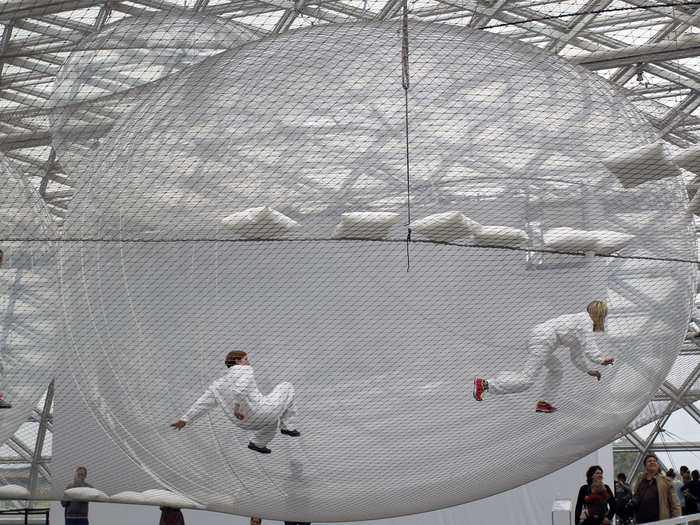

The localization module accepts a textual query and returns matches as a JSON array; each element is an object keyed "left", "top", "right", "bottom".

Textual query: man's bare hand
[
  {"left": 601, "top": 357, "right": 615, "bottom": 366},
  {"left": 170, "top": 420, "right": 186, "bottom": 430},
  {"left": 234, "top": 404, "right": 245, "bottom": 420},
  {"left": 587, "top": 370, "right": 601, "bottom": 381}
]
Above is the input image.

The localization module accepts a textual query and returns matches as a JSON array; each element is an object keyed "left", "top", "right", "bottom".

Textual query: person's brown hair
[
  {"left": 587, "top": 301, "right": 608, "bottom": 332},
  {"left": 643, "top": 454, "right": 658, "bottom": 466},
  {"left": 225, "top": 350, "right": 247, "bottom": 367}
]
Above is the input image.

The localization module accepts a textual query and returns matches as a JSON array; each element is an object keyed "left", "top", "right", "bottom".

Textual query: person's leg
[
  {"left": 277, "top": 383, "right": 298, "bottom": 432},
  {"left": 488, "top": 336, "right": 551, "bottom": 395},
  {"left": 542, "top": 355, "right": 563, "bottom": 393},
  {"left": 251, "top": 423, "right": 277, "bottom": 449},
  {"left": 262, "top": 382, "right": 298, "bottom": 432}
]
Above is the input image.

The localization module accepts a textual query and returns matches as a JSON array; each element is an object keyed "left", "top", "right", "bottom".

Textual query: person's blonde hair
[{"left": 587, "top": 301, "right": 608, "bottom": 332}]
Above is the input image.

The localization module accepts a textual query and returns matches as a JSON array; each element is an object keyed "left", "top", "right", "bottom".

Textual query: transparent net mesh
[
  {"left": 0, "top": 154, "right": 58, "bottom": 450},
  {"left": 0, "top": 3, "right": 698, "bottom": 522}
]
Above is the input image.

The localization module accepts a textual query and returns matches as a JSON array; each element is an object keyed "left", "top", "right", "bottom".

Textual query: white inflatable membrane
[{"left": 9, "top": 17, "right": 693, "bottom": 522}]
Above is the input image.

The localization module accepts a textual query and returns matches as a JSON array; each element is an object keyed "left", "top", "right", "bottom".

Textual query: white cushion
[
  {"left": 410, "top": 211, "right": 482, "bottom": 242},
  {"left": 543, "top": 227, "right": 599, "bottom": 252},
  {"left": 221, "top": 206, "right": 299, "bottom": 239},
  {"left": 602, "top": 142, "right": 682, "bottom": 188},
  {"left": 332, "top": 212, "right": 399, "bottom": 240},
  {"left": 672, "top": 144, "right": 700, "bottom": 175},
  {"left": 109, "top": 490, "right": 202, "bottom": 508},
  {"left": 591, "top": 230, "right": 635, "bottom": 255},
  {"left": 64, "top": 487, "right": 110, "bottom": 501},
  {"left": 141, "top": 489, "right": 202, "bottom": 508},
  {"left": 110, "top": 491, "right": 149, "bottom": 504},
  {"left": 473, "top": 225, "right": 528, "bottom": 247},
  {"left": 0, "top": 485, "right": 30, "bottom": 499}
]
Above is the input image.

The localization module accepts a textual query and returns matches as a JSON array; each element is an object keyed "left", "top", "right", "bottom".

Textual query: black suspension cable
[
  {"left": 480, "top": 1, "right": 700, "bottom": 30},
  {"left": 401, "top": 0, "right": 411, "bottom": 272},
  {"left": 4, "top": 236, "right": 699, "bottom": 265}
]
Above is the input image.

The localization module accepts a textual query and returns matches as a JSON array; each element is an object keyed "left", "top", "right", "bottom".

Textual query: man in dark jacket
[
  {"left": 61, "top": 466, "right": 91, "bottom": 525},
  {"left": 633, "top": 455, "right": 682, "bottom": 523}
]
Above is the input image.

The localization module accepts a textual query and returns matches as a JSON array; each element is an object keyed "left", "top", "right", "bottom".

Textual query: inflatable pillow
[
  {"left": 672, "top": 144, "right": 700, "bottom": 175},
  {"left": 221, "top": 206, "right": 299, "bottom": 239},
  {"left": 473, "top": 225, "right": 528, "bottom": 247},
  {"left": 602, "top": 142, "right": 681, "bottom": 188},
  {"left": 410, "top": 211, "right": 481, "bottom": 242},
  {"left": 332, "top": 212, "right": 399, "bottom": 240}
]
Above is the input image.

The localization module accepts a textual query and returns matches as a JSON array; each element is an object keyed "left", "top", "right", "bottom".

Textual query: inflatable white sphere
[{"left": 57, "top": 21, "right": 694, "bottom": 521}]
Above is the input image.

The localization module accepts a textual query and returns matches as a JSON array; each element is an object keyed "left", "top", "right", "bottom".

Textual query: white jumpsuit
[
  {"left": 181, "top": 365, "right": 297, "bottom": 447},
  {"left": 488, "top": 312, "right": 606, "bottom": 395}
]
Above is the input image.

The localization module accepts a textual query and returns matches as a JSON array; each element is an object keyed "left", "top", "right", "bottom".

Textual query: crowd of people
[{"left": 574, "top": 456, "right": 700, "bottom": 525}]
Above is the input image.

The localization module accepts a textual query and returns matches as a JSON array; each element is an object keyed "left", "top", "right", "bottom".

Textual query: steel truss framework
[{"left": 0, "top": 0, "right": 698, "bottom": 502}]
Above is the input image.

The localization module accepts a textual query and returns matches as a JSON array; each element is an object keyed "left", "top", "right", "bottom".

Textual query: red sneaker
[
  {"left": 0, "top": 393, "right": 11, "bottom": 409},
  {"left": 473, "top": 378, "right": 488, "bottom": 401},
  {"left": 535, "top": 401, "right": 557, "bottom": 413}
]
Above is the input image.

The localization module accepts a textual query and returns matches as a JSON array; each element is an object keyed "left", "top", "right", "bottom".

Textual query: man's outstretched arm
[{"left": 170, "top": 387, "right": 217, "bottom": 429}]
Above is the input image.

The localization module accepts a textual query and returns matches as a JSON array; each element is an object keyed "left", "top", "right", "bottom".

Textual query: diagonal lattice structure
[
  {"left": 0, "top": 1, "right": 698, "bottom": 223},
  {"left": 0, "top": 1, "right": 698, "bottom": 521}
]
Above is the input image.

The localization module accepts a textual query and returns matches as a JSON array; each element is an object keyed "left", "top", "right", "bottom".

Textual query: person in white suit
[
  {"left": 473, "top": 301, "right": 615, "bottom": 413},
  {"left": 170, "top": 350, "right": 299, "bottom": 454}
]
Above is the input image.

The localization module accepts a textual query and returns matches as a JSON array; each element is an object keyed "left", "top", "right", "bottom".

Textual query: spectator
[
  {"left": 580, "top": 480, "right": 610, "bottom": 525},
  {"left": 160, "top": 507, "right": 184, "bottom": 525},
  {"left": 632, "top": 454, "right": 682, "bottom": 523},
  {"left": 575, "top": 465, "right": 615, "bottom": 525},
  {"left": 614, "top": 473, "right": 633, "bottom": 525},
  {"left": 682, "top": 468, "right": 694, "bottom": 516},
  {"left": 681, "top": 470, "right": 700, "bottom": 516},
  {"left": 667, "top": 469, "right": 686, "bottom": 514},
  {"left": 250, "top": 518, "right": 262, "bottom": 525},
  {"left": 61, "top": 466, "right": 92, "bottom": 525}
]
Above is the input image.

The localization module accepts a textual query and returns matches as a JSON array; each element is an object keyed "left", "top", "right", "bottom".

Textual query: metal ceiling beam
[
  {"left": 627, "top": 362, "right": 700, "bottom": 477},
  {"left": 657, "top": 92, "right": 700, "bottom": 139},
  {"left": 467, "top": 0, "right": 509, "bottom": 29},
  {"left": 620, "top": 431, "right": 669, "bottom": 473},
  {"left": 642, "top": 62, "right": 700, "bottom": 94},
  {"left": 621, "top": 0, "right": 700, "bottom": 28},
  {"left": 0, "top": 130, "right": 51, "bottom": 151},
  {"left": 500, "top": 2, "right": 700, "bottom": 100},
  {"left": 660, "top": 380, "right": 700, "bottom": 425},
  {"left": 571, "top": 33, "right": 700, "bottom": 70},
  {"left": 544, "top": 0, "right": 614, "bottom": 55},
  {"left": 11, "top": 18, "right": 82, "bottom": 43},
  {"left": 614, "top": 441, "right": 700, "bottom": 452},
  {"left": 0, "top": 0, "right": 111, "bottom": 22},
  {"left": 27, "top": 379, "right": 53, "bottom": 499},
  {"left": 0, "top": 22, "right": 14, "bottom": 86}
]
